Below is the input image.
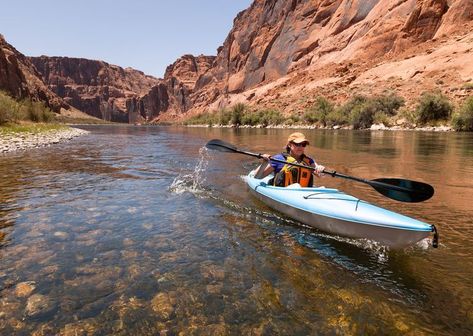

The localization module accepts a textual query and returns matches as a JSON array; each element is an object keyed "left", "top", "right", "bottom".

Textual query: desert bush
[
  {"left": 241, "top": 109, "right": 285, "bottom": 126},
  {"left": 328, "top": 93, "right": 405, "bottom": 129},
  {"left": 0, "top": 91, "right": 56, "bottom": 125},
  {"left": 230, "top": 103, "right": 246, "bottom": 125},
  {"left": 373, "top": 111, "right": 390, "bottom": 125},
  {"left": 325, "top": 108, "right": 349, "bottom": 126},
  {"left": 240, "top": 111, "right": 260, "bottom": 126},
  {"left": 218, "top": 108, "right": 232, "bottom": 125},
  {"left": 415, "top": 91, "right": 453, "bottom": 124},
  {"left": 372, "top": 92, "right": 405, "bottom": 116},
  {"left": 257, "top": 109, "right": 284, "bottom": 126},
  {"left": 451, "top": 96, "right": 473, "bottom": 131},
  {"left": 349, "top": 100, "right": 378, "bottom": 129},
  {"left": 184, "top": 111, "right": 217, "bottom": 126},
  {"left": 18, "top": 100, "right": 55, "bottom": 122},
  {"left": 0, "top": 91, "right": 18, "bottom": 124},
  {"left": 303, "top": 96, "right": 334, "bottom": 125},
  {"left": 285, "top": 114, "right": 301, "bottom": 126}
]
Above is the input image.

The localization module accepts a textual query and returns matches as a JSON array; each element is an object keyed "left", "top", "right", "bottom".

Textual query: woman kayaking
[{"left": 256, "top": 132, "right": 325, "bottom": 187}]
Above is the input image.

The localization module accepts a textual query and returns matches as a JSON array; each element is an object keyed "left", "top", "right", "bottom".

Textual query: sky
[{"left": 1, "top": 0, "right": 253, "bottom": 78}]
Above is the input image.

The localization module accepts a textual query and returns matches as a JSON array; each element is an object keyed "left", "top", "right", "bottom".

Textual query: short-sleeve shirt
[{"left": 270, "top": 153, "right": 315, "bottom": 174}]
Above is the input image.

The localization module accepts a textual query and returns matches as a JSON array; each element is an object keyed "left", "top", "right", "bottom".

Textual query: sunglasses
[{"left": 291, "top": 142, "right": 307, "bottom": 147}]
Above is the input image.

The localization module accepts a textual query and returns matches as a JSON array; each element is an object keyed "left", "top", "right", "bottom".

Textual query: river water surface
[{"left": 0, "top": 125, "right": 472, "bottom": 335}]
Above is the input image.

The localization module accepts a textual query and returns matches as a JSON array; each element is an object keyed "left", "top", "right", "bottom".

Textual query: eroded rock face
[
  {"left": 164, "top": 54, "right": 215, "bottom": 90},
  {"left": 0, "top": 35, "right": 64, "bottom": 112},
  {"left": 30, "top": 56, "right": 161, "bottom": 122},
  {"left": 185, "top": 0, "right": 473, "bottom": 115}
]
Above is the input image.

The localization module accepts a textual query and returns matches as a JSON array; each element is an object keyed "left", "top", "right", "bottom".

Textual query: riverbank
[
  {"left": 0, "top": 126, "right": 89, "bottom": 153},
  {"left": 185, "top": 123, "right": 454, "bottom": 132}
]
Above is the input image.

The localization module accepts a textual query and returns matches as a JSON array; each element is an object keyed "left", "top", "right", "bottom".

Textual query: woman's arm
[{"left": 254, "top": 154, "right": 275, "bottom": 178}]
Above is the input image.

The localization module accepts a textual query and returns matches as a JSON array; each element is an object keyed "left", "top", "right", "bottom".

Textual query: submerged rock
[
  {"left": 15, "top": 281, "right": 36, "bottom": 297},
  {"left": 25, "top": 294, "right": 57, "bottom": 318},
  {"left": 151, "top": 292, "right": 175, "bottom": 321}
]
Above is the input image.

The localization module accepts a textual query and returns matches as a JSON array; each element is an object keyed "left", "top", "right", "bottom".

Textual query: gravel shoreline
[
  {"left": 185, "top": 123, "right": 453, "bottom": 131},
  {"left": 0, "top": 127, "right": 90, "bottom": 154}
]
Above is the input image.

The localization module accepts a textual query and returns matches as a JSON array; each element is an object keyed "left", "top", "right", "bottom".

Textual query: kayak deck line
[
  {"left": 303, "top": 193, "right": 364, "bottom": 211},
  {"left": 258, "top": 183, "right": 367, "bottom": 211}
]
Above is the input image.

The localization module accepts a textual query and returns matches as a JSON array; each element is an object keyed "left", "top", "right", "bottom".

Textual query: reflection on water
[{"left": 0, "top": 125, "right": 472, "bottom": 334}]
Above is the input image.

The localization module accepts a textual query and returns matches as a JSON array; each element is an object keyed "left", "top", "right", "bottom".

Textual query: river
[{"left": 0, "top": 125, "right": 472, "bottom": 335}]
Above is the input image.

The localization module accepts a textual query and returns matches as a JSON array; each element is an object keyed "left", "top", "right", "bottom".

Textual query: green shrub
[
  {"left": 415, "top": 91, "right": 453, "bottom": 124},
  {"left": 258, "top": 109, "right": 284, "bottom": 126},
  {"left": 218, "top": 108, "right": 232, "bottom": 125},
  {"left": 331, "top": 95, "right": 366, "bottom": 128},
  {"left": 452, "top": 96, "right": 473, "bottom": 131},
  {"left": 285, "top": 114, "right": 301, "bottom": 126},
  {"left": 0, "top": 91, "right": 56, "bottom": 125},
  {"left": 349, "top": 100, "right": 378, "bottom": 129},
  {"left": 184, "top": 111, "right": 217, "bottom": 126},
  {"left": 397, "top": 107, "right": 417, "bottom": 124},
  {"left": 17, "top": 100, "right": 55, "bottom": 122},
  {"left": 372, "top": 92, "right": 405, "bottom": 116},
  {"left": 240, "top": 111, "right": 259, "bottom": 126},
  {"left": 230, "top": 103, "right": 246, "bottom": 125},
  {"left": 303, "top": 96, "right": 334, "bottom": 125},
  {"left": 326, "top": 108, "right": 349, "bottom": 126},
  {"left": 0, "top": 91, "right": 23, "bottom": 124},
  {"left": 373, "top": 111, "right": 390, "bottom": 125}
]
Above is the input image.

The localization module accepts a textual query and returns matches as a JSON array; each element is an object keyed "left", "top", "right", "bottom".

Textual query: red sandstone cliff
[
  {"left": 29, "top": 54, "right": 215, "bottom": 122},
  {"left": 0, "top": 35, "right": 64, "bottom": 112},
  {"left": 127, "top": 54, "right": 215, "bottom": 122},
  {"left": 186, "top": 0, "right": 473, "bottom": 116},
  {"left": 29, "top": 56, "right": 162, "bottom": 122}
]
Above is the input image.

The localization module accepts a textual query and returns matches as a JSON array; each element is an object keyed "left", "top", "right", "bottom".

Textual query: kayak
[{"left": 246, "top": 170, "right": 438, "bottom": 248}]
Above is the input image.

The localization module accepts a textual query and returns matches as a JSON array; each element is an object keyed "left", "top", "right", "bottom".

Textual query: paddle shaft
[{"left": 232, "top": 148, "right": 418, "bottom": 194}]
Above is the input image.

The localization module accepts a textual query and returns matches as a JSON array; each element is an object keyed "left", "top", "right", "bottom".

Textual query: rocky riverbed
[{"left": 0, "top": 127, "right": 89, "bottom": 153}]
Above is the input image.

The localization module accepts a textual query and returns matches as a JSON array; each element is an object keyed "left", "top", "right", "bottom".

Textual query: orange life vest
[{"left": 273, "top": 154, "right": 313, "bottom": 187}]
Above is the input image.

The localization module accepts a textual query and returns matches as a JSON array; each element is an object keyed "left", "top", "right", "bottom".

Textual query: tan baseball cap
[{"left": 287, "top": 132, "right": 309, "bottom": 144}]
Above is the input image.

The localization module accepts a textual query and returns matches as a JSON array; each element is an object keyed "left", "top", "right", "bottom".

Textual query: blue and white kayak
[{"left": 246, "top": 170, "right": 437, "bottom": 248}]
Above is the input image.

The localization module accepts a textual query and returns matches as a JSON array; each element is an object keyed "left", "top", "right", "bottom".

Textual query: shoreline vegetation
[
  {"left": 0, "top": 91, "right": 91, "bottom": 154},
  {"left": 1, "top": 89, "right": 472, "bottom": 154},
  {"left": 183, "top": 91, "right": 473, "bottom": 132}
]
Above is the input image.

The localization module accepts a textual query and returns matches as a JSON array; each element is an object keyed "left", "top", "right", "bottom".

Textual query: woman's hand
[
  {"left": 260, "top": 154, "right": 271, "bottom": 162},
  {"left": 313, "top": 164, "right": 325, "bottom": 177}
]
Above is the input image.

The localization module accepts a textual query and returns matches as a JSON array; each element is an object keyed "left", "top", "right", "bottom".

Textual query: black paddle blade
[
  {"left": 371, "top": 178, "right": 434, "bottom": 203},
  {"left": 205, "top": 139, "right": 238, "bottom": 152}
]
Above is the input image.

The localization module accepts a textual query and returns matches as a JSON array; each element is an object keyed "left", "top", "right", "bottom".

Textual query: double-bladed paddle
[{"left": 205, "top": 139, "right": 434, "bottom": 203}]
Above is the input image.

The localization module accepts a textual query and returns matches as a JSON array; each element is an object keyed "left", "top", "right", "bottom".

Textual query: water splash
[{"left": 169, "top": 147, "right": 209, "bottom": 194}]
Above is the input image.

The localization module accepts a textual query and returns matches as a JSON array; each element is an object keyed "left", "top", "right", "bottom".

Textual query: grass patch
[
  {"left": 0, "top": 90, "right": 55, "bottom": 125},
  {"left": 0, "top": 122, "right": 68, "bottom": 135}
]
